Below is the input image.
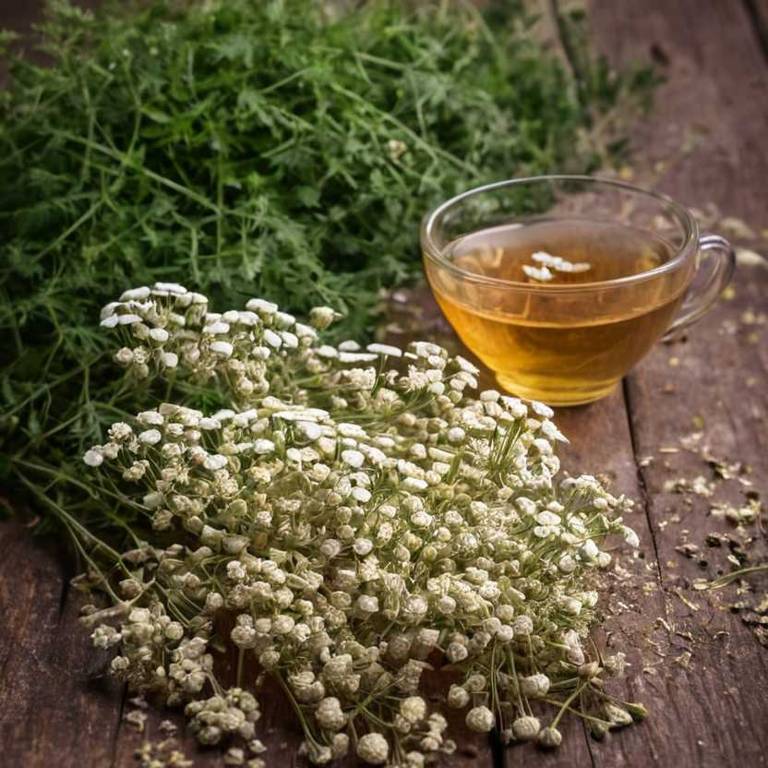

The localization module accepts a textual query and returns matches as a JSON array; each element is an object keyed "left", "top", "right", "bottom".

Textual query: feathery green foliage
[{"left": 0, "top": 0, "right": 652, "bottom": 531}]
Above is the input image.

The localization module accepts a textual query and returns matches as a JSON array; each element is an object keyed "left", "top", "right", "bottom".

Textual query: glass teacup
[{"left": 421, "top": 176, "right": 735, "bottom": 406}]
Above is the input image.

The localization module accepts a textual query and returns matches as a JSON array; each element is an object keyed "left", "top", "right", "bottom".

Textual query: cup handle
[{"left": 663, "top": 233, "right": 736, "bottom": 339}]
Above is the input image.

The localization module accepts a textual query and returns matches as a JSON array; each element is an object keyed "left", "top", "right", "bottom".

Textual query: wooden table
[{"left": 1, "top": 1, "right": 767, "bottom": 766}]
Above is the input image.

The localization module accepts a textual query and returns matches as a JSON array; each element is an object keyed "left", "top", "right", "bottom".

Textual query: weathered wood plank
[
  {"left": 387, "top": 291, "right": 656, "bottom": 768},
  {"left": 618, "top": 268, "right": 768, "bottom": 768},
  {"left": 505, "top": 389, "right": 659, "bottom": 768},
  {"left": 0, "top": 0, "right": 101, "bottom": 85},
  {"left": 3, "top": 1, "right": 768, "bottom": 766},
  {"left": 0, "top": 521, "right": 124, "bottom": 767},
  {"left": 743, "top": 0, "right": 768, "bottom": 61},
  {"left": 588, "top": 0, "right": 768, "bottom": 226},
  {"left": 553, "top": 395, "right": 672, "bottom": 768},
  {"left": 584, "top": 0, "right": 768, "bottom": 766}
]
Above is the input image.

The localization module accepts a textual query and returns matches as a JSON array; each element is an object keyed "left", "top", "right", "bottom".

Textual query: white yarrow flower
[
  {"left": 341, "top": 449, "right": 365, "bottom": 468},
  {"left": 119, "top": 286, "right": 151, "bottom": 301},
  {"left": 246, "top": 298, "right": 278, "bottom": 315},
  {"left": 83, "top": 448, "right": 104, "bottom": 467},
  {"left": 138, "top": 429, "right": 162, "bottom": 445},
  {"left": 366, "top": 343, "right": 402, "bottom": 358},
  {"left": 203, "top": 454, "right": 228, "bottom": 471},
  {"left": 154, "top": 282, "right": 187, "bottom": 294},
  {"left": 84, "top": 285, "right": 637, "bottom": 758},
  {"left": 622, "top": 525, "right": 640, "bottom": 548},
  {"left": 117, "top": 313, "right": 142, "bottom": 325},
  {"left": 465, "top": 706, "right": 494, "bottom": 733},
  {"left": 519, "top": 673, "right": 550, "bottom": 698},
  {"left": 210, "top": 341, "right": 234, "bottom": 358},
  {"left": 356, "top": 733, "right": 389, "bottom": 765},
  {"left": 263, "top": 329, "right": 283, "bottom": 348},
  {"left": 511, "top": 716, "right": 540, "bottom": 741}
]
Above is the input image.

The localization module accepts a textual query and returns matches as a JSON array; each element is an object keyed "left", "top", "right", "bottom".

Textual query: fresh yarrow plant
[{"left": 79, "top": 283, "right": 645, "bottom": 765}]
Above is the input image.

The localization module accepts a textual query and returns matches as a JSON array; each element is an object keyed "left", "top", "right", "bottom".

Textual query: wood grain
[
  {"left": 505, "top": 389, "right": 660, "bottom": 768},
  {"left": 588, "top": 0, "right": 768, "bottom": 227},
  {"left": 1, "top": 0, "right": 767, "bottom": 766},
  {"left": 0, "top": 522, "right": 124, "bottom": 767},
  {"left": 585, "top": 1, "right": 768, "bottom": 766}
]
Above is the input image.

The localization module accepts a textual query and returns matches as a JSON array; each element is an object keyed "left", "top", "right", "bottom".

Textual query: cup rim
[{"left": 421, "top": 174, "right": 699, "bottom": 292}]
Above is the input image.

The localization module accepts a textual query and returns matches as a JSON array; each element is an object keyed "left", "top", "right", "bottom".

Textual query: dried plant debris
[
  {"left": 674, "top": 542, "right": 704, "bottom": 563},
  {"left": 735, "top": 249, "right": 767, "bottom": 268},
  {"left": 663, "top": 476, "right": 714, "bottom": 498},
  {"left": 710, "top": 499, "right": 762, "bottom": 526},
  {"left": 636, "top": 204, "right": 768, "bottom": 647},
  {"left": 719, "top": 217, "right": 757, "bottom": 240},
  {"left": 695, "top": 568, "right": 768, "bottom": 648},
  {"left": 125, "top": 709, "right": 149, "bottom": 734},
  {"left": 648, "top": 414, "right": 768, "bottom": 650},
  {"left": 135, "top": 739, "right": 194, "bottom": 768},
  {"left": 158, "top": 720, "right": 178, "bottom": 736}
]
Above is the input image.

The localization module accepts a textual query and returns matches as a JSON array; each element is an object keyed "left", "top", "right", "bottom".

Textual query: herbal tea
[{"left": 426, "top": 219, "right": 689, "bottom": 405}]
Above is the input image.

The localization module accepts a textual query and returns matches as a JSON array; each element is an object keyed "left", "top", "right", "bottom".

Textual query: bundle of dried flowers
[{"left": 81, "top": 283, "right": 644, "bottom": 765}]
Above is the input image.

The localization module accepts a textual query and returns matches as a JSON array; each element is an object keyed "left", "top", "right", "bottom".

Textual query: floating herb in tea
[{"left": 428, "top": 219, "right": 684, "bottom": 404}]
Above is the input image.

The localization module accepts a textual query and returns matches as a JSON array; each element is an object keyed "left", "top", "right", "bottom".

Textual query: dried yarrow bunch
[{"left": 81, "top": 283, "right": 645, "bottom": 766}]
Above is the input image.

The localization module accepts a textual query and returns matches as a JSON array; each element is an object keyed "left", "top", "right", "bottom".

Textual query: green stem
[
  {"left": 236, "top": 648, "right": 245, "bottom": 687},
  {"left": 15, "top": 470, "right": 127, "bottom": 564},
  {"left": 704, "top": 564, "right": 768, "bottom": 590},
  {"left": 550, "top": 680, "right": 588, "bottom": 729}
]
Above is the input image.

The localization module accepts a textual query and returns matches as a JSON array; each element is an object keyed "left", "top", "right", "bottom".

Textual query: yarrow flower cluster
[{"left": 81, "top": 284, "right": 645, "bottom": 765}]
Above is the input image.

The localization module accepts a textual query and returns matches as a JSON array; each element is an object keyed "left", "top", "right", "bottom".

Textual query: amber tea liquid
[{"left": 426, "top": 219, "right": 688, "bottom": 405}]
